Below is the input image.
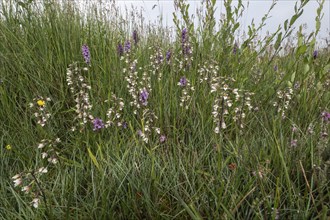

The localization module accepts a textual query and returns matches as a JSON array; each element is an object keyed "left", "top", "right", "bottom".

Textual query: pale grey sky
[{"left": 115, "top": 0, "right": 329, "bottom": 42}]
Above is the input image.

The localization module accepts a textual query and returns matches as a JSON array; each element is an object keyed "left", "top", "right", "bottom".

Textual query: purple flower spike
[
  {"left": 290, "top": 139, "right": 298, "bottom": 147},
  {"left": 233, "top": 43, "right": 238, "bottom": 54},
  {"left": 160, "top": 135, "right": 166, "bottom": 143},
  {"left": 92, "top": 118, "right": 104, "bottom": 131},
  {"left": 133, "top": 30, "right": 139, "bottom": 45},
  {"left": 122, "top": 121, "right": 128, "bottom": 129},
  {"left": 124, "top": 40, "right": 131, "bottom": 52},
  {"left": 166, "top": 50, "right": 171, "bottom": 62},
  {"left": 184, "top": 45, "right": 191, "bottom": 55},
  {"left": 117, "top": 43, "right": 124, "bottom": 56},
  {"left": 274, "top": 65, "right": 278, "bottom": 71},
  {"left": 139, "top": 89, "right": 149, "bottom": 106},
  {"left": 179, "top": 77, "right": 187, "bottom": 87},
  {"left": 321, "top": 111, "right": 330, "bottom": 123},
  {"left": 82, "top": 45, "right": 90, "bottom": 65},
  {"left": 313, "top": 50, "right": 318, "bottom": 59},
  {"left": 182, "top": 28, "right": 188, "bottom": 44}
]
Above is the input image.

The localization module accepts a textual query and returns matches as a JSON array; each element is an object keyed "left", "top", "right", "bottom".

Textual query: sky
[{"left": 113, "top": 0, "right": 330, "bottom": 45}]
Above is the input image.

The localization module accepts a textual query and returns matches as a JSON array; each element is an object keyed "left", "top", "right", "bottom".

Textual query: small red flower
[{"left": 228, "top": 163, "right": 237, "bottom": 171}]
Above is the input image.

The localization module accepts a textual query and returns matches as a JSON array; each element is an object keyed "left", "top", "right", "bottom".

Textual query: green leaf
[
  {"left": 290, "top": 9, "right": 303, "bottom": 26},
  {"left": 274, "top": 32, "right": 282, "bottom": 50},
  {"left": 316, "top": 19, "right": 320, "bottom": 32},
  {"left": 87, "top": 147, "right": 101, "bottom": 171},
  {"left": 295, "top": 45, "right": 307, "bottom": 57},
  {"left": 303, "top": 63, "right": 310, "bottom": 74},
  {"left": 233, "top": 22, "right": 240, "bottom": 32},
  {"left": 290, "top": 15, "right": 298, "bottom": 26},
  {"left": 284, "top": 19, "right": 288, "bottom": 31}
]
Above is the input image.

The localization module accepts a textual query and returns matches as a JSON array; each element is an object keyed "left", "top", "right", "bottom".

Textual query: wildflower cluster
[
  {"left": 210, "top": 77, "right": 253, "bottom": 132},
  {"left": 320, "top": 111, "right": 329, "bottom": 139},
  {"left": 175, "top": 28, "right": 193, "bottom": 71},
  {"left": 12, "top": 167, "right": 48, "bottom": 208},
  {"left": 124, "top": 59, "right": 152, "bottom": 114},
  {"left": 104, "top": 94, "right": 125, "bottom": 128},
  {"left": 124, "top": 59, "right": 139, "bottom": 112},
  {"left": 121, "top": 48, "right": 165, "bottom": 142},
  {"left": 121, "top": 55, "right": 162, "bottom": 142},
  {"left": 18, "top": 99, "right": 60, "bottom": 208},
  {"left": 137, "top": 109, "right": 161, "bottom": 143},
  {"left": 117, "top": 39, "right": 132, "bottom": 59},
  {"left": 181, "top": 28, "right": 191, "bottom": 56},
  {"left": 315, "top": 110, "right": 330, "bottom": 185},
  {"left": 272, "top": 87, "right": 293, "bottom": 119},
  {"left": 11, "top": 136, "right": 61, "bottom": 208},
  {"left": 252, "top": 163, "right": 270, "bottom": 179},
  {"left": 29, "top": 96, "right": 51, "bottom": 127},
  {"left": 149, "top": 47, "right": 165, "bottom": 81},
  {"left": 124, "top": 40, "right": 131, "bottom": 53},
  {"left": 178, "top": 76, "right": 195, "bottom": 110},
  {"left": 38, "top": 138, "right": 61, "bottom": 164},
  {"left": 251, "top": 65, "right": 263, "bottom": 84},
  {"left": 66, "top": 62, "right": 93, "bottom": 131},
  {"left": 289, "top": 124, "right": 299, "bottom": 148},
  {"left": 198, "top": 61, "right": 219, "bottom": 84}
]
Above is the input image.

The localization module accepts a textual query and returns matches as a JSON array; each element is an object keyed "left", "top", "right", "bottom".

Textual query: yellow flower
[
  {"left": 37, "top": 100, "right": 45, "bottom": 107},
  {"left": 6, "top": 144, "right": 12, "bottom": 150}
]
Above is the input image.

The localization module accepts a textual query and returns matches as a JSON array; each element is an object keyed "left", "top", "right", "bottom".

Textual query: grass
[{"left": 1, "top": 0, "right": 329, "bottom": 219}]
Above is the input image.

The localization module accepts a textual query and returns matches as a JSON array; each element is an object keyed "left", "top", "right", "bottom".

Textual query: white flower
[
  {"left": 31, "top": 198, "right": 40, "bottom": 208},
  {"left": 154, "top": 127, "right": 160, "bottom": 134},
  {"left": 22, "top": 185, "right": 31, "bottom": 193},
  {"left": 38, "top": 167, "right": 48, "bottom": 174},
  {"left": 48, "top": 157, "right": 58, "bottom": 164},
  {"left": 12, "top": 174, "right": 21, "bottom": 179},
  {"left": 38, "top": 143, "right": 45, "bottom": 149},
  {"left": 41, "top": 152, "right": 48, "bottom": 159},
  {"left": 13, "top": 178, "right": 22, "bottom": 187}
]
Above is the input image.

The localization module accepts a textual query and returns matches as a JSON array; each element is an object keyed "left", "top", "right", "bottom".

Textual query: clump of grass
[{"left": 1, "top": 0, "right": 329, "bottom": 219}]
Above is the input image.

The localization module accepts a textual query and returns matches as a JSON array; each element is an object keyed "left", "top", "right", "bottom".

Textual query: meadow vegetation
[{"left": 0, "top": 0, "right": 329, "bottom": 219}]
